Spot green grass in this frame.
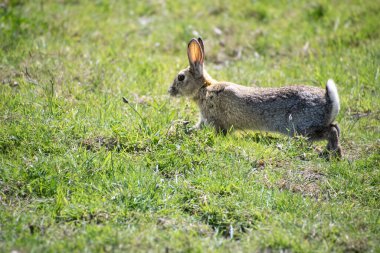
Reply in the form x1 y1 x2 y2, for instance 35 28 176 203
1 0 379 252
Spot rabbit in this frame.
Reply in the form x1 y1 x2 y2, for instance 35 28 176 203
168 38 342 158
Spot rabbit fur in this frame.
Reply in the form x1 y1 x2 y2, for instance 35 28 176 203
169 38 342 157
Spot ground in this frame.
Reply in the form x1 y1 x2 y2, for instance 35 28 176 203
0 0 379 252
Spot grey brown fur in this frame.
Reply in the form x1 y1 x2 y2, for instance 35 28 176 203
169 38 342 157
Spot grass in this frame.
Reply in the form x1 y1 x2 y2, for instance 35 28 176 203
1 0 379 252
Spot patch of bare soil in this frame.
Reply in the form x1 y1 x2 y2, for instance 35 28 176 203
344 139 380 162
80 136 151 153
277 168 326 199
81 137 120 151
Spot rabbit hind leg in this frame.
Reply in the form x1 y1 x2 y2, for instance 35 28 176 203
326 123 342 158
309 124 342 159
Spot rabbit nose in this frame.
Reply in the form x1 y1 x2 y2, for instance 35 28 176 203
168 86 178 96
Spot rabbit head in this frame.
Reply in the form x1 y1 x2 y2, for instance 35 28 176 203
169 38 206 97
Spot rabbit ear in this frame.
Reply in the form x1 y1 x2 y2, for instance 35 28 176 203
187 38 204 77
197 37 205 55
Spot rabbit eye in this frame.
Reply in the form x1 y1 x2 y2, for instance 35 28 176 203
178 74 185 81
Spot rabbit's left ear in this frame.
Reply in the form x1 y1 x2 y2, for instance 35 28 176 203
187 38 204 77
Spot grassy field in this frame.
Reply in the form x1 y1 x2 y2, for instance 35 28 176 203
1 0 379 252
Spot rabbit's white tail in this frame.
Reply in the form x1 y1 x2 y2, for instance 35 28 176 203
326 79 340 124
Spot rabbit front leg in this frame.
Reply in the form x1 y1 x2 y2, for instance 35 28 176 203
190 116 228 135
189 114 206 132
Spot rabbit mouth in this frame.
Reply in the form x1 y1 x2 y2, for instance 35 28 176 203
168 86 179 96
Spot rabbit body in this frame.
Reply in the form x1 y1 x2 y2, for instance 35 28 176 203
195 80 336 138
169 38 342 157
